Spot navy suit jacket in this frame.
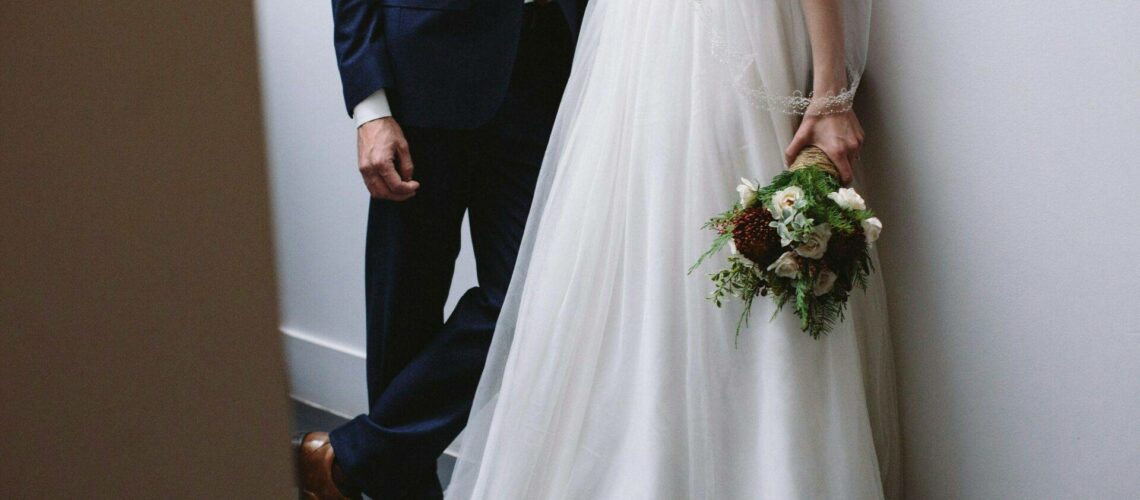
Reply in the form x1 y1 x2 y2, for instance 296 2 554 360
333 0 583 130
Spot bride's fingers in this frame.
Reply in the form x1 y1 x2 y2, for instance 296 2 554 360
784 133 810 166
783 144 798 166
833 153 854 185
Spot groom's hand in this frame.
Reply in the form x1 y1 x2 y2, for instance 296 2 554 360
357 117 419 200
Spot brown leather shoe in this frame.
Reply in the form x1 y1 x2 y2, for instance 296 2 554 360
293 432 362 500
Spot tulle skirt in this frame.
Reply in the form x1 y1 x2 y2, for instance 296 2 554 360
446 0 898 498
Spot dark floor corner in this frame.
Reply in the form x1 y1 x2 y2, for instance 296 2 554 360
290 399 457 495
291 399 350 434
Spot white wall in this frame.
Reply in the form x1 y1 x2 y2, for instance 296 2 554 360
859 1 1140 498
254 0 479 416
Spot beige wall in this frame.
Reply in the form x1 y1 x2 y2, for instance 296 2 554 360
1 1 293 497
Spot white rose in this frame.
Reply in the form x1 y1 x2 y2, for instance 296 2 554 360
861 217 882 243
827 187 866 211
736 178 760 207
794 224 832 260
813 270 839 296
767 251 801 279
770 186 805 219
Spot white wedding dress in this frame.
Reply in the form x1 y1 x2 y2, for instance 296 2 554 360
447 0 899 498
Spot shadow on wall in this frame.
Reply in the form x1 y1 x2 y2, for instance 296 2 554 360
853 2 1140 498
855 71 962 496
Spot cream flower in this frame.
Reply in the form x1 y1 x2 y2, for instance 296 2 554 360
767 251 801 278
827 187 866 211
813 270 838 296
861 217 882 243
770 186 805 219
794 224 832 259
736 178 760 207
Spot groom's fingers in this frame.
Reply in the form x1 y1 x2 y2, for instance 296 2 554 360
357 117 419 201
395 139 414 182
360 168 390 199
360 152 416 200
376 155 420 197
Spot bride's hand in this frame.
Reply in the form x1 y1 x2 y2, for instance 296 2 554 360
784 110 865 185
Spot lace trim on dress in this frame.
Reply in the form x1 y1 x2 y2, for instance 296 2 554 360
696 0 859 116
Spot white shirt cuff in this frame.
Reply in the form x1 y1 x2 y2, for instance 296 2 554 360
353 89 392 127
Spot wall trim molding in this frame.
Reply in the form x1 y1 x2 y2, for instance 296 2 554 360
282 327 366 360
281 327 463 458
281 327 367 418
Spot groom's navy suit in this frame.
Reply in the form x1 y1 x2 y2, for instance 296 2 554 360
327 0 582 498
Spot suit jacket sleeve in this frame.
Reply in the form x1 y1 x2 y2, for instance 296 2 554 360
332 0 394 117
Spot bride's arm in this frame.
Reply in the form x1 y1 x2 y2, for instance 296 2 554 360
784 0 865 185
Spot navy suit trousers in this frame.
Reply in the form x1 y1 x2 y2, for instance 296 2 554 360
329 5 573 498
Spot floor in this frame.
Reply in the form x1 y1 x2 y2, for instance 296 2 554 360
291 400 457 495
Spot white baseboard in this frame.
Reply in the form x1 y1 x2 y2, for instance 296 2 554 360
282 327 367 418
282 327 462 458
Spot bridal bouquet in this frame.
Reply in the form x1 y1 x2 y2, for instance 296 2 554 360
690 146 882 339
